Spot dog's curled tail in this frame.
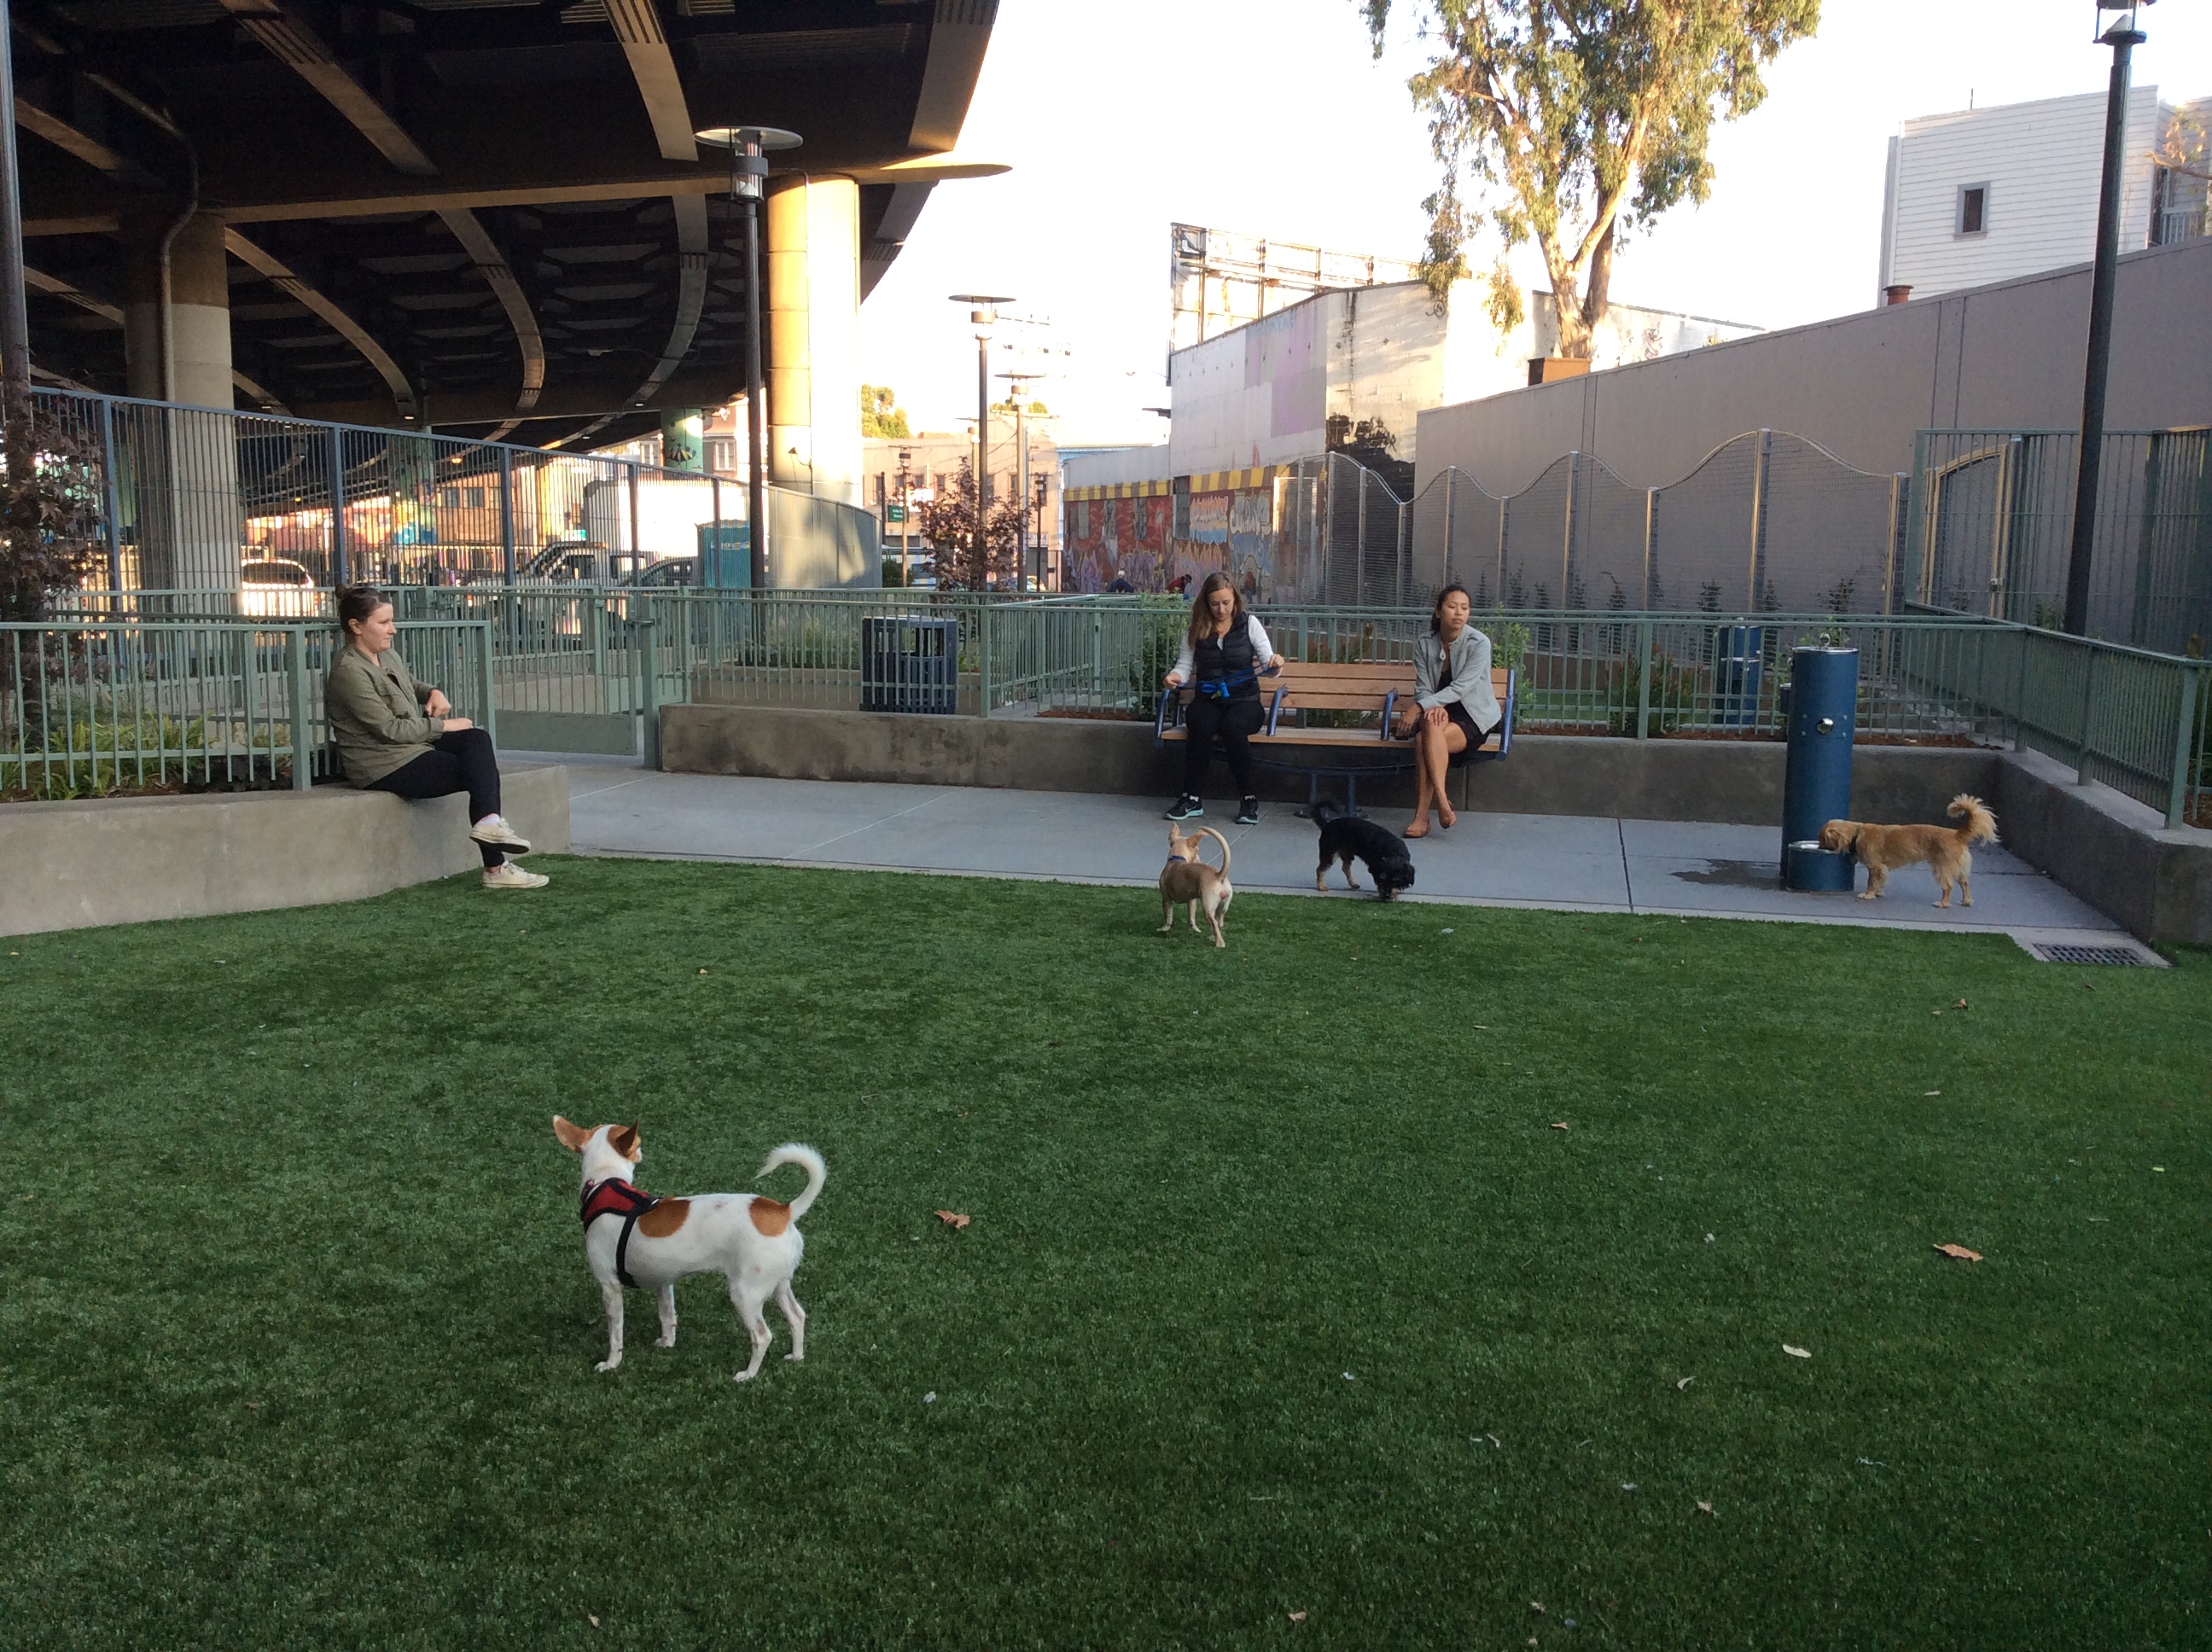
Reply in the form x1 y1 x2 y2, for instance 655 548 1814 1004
1196 825 1232 877
760 1143 827 1219
1947 794 1998 844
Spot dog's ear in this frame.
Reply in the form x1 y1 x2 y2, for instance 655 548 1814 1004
551 1115 591 1152
608 1121 642 1162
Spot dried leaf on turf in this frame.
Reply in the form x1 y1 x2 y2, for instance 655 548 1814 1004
588 1615 600 1629
1954 998 1968 1009
1934 1242 1983 1261
1287 1611 1307 1623
1551 1121 1570 1131
1677 1376 1695 1390
934 1210 970 1229
1784 1344 1811 1358
1697 1500 1714 1516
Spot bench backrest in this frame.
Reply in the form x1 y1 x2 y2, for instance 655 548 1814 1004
1270 661 1513 713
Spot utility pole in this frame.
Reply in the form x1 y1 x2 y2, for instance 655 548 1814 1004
896 445 912 586
2064 3 2154 636
950 295 1012 588
998 369 1044 590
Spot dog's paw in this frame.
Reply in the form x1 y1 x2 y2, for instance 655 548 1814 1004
595 1357 622 1374
731 1368 757 1382
655 1333 677 1349
1855 892 1876 901
783 1351 805 1362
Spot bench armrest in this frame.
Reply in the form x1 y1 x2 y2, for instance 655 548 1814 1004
1378 687 1399 741
1153 686 1175 744
1263 684 1287 736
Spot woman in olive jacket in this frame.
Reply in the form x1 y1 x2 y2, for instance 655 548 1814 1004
325 584 547 890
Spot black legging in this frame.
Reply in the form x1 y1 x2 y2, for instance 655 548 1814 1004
1183 693 1264 797
370 728 505 867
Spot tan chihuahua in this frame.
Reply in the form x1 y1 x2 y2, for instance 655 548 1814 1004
1160 823 1234 947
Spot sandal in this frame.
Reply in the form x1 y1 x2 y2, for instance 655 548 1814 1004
1438 805 1458 830
1404 817 1431 839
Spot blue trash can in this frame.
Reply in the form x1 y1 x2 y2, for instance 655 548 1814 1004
1780 645 1857 893
1714 624 1764 727
861 615 958 714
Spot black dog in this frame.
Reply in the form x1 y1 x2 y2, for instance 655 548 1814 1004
1312 800 1416 900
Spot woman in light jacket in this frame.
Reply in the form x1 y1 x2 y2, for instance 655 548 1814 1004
1395 583 1499 838
325 583 547 891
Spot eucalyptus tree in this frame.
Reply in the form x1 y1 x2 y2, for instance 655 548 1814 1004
1363 0 1819 355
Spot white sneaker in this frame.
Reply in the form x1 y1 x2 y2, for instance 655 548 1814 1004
470 814 532 854
482 862 549 891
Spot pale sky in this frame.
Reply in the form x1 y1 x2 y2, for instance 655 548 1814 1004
859 0 2210 448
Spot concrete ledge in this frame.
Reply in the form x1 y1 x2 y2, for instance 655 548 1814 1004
1994 747 2212 945
0 762 570 936
660 704 2003 826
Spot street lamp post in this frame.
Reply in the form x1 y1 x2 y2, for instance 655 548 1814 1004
698 125 802 590
2064 2 2155 636
896 445 912 586
950 294 1013 588
998 369 1044 590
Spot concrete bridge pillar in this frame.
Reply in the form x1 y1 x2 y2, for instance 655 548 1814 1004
766 176 861 508
121 208 235 410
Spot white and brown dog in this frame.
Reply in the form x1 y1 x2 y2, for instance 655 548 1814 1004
1160 822 1234 947
551 1116 824 1382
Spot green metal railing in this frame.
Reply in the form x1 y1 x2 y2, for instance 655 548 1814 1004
20 589 2207 828
2 618 494 799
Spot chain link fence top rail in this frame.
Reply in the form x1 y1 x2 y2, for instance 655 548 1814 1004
3 618 492 798
1909 428 2212 654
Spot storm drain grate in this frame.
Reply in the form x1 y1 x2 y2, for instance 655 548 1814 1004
2029 942 2157 966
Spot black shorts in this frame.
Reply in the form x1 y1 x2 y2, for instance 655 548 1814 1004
1399 700 1497 766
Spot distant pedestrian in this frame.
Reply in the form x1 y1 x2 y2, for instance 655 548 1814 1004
325 583 547 891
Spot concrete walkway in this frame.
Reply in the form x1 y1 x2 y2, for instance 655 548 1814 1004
530 753 2129 947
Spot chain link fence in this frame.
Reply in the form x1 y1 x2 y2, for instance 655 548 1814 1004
1907 428 2211 654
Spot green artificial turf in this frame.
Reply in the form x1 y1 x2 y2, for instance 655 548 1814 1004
3 858 2208 1649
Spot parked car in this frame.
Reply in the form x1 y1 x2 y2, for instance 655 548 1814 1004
239 557 317 617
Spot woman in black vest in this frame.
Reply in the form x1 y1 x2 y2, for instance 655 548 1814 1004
1162 572 1284 823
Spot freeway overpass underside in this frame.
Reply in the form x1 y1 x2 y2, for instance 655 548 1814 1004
12 0 1001 494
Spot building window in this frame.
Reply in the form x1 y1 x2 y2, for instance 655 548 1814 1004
1957 183 1990 236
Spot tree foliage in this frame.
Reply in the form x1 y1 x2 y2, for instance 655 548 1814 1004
860 383 911 439
1 407 108 621
916 458 1027 590
1364 0 1819 357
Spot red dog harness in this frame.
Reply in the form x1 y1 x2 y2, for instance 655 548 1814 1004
580 1178 661 1289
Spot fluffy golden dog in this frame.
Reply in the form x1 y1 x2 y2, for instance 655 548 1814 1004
1819 794 1997 907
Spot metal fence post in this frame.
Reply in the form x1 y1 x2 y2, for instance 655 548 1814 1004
2011 625 2030 751
627 461 643 567
2167 663 2199 829
285 625 312 790
975 598 992 717
474 618 498 750
329 423 349 586
1748 428 1772 608
498 445 515 585
637 614 661 768
1634 615 1653 740
96 394 125 592
2076 644 2098 784
1641 487 1656 609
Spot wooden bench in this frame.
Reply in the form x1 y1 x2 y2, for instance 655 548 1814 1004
1155 660 1516 813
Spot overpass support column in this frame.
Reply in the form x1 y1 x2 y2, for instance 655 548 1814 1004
766 177 861 509
119 207 242 593
659 407 704 473
121 208 235 410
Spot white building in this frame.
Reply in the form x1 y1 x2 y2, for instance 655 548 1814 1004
1877 87 2208 305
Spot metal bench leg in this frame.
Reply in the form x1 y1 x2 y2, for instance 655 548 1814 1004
1346 773 1359 817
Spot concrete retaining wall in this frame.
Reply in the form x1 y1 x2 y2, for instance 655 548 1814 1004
1994 747 2212 945
0 762 570 937
661 705 2212 942
660 704 2000 824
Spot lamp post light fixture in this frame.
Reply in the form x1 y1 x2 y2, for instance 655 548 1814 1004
2064 1 2154 636
949 294 1015 586
998 368 1046 590
697 124 802 591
